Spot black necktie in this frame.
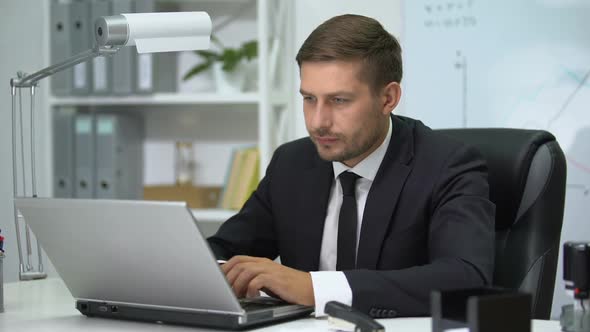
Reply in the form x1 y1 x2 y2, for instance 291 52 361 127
337 171 361 270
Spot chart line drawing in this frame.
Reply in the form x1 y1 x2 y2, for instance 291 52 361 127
547 68 590 129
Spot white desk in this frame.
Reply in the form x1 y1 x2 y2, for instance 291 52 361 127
1 278 561 331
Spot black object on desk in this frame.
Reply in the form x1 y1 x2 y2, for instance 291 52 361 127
325 301 384 332
560 242 590 332
0 249 4 313
431 287 531 332
564 242 590 300
0 228 4 313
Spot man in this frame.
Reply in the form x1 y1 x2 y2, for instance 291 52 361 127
208 14 495 317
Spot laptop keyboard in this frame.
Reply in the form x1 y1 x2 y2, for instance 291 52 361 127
239 297 290 312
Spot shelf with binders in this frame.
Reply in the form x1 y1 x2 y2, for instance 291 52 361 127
46 0 294 226
48 0 294 170
47 91 289 107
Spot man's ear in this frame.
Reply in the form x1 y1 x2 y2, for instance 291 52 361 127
381 82 402 115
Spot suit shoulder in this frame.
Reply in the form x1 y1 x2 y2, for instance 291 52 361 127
271 137 319 166
276 136 315 154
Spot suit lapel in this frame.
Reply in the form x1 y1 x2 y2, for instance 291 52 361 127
356 115 415 269
297 156 333 271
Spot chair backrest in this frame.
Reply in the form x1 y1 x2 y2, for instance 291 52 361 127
436 128 567 319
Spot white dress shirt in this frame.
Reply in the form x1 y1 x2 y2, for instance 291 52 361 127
310 121 393 316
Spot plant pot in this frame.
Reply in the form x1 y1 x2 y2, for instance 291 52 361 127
212 61 247 93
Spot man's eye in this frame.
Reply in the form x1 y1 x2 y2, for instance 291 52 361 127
333 97 348 104
303 96 316 102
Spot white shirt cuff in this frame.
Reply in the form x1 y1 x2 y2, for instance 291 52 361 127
309 271 353 317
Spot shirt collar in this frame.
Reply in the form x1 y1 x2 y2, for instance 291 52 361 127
333 118 392 181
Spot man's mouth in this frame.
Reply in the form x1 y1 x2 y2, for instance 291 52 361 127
314 136 339 145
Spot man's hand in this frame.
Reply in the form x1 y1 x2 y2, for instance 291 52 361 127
220 255 315 306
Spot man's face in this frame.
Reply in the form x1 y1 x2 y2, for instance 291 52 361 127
300 60 389 167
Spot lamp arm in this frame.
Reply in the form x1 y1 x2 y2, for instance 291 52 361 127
10 46 119 88
8 45 117 280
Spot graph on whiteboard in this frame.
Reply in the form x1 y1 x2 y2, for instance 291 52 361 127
403 0 590 318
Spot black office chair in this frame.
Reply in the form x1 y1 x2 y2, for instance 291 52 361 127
436 128 567 319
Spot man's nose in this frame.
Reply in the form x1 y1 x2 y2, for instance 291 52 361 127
311 102 332 130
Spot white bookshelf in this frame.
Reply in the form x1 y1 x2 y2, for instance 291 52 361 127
49 92 261 106
44 0 295 223
49 91 290 106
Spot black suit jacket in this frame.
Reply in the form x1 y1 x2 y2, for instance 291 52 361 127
208 115 495 317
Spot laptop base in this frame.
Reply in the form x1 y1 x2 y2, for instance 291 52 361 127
77 300 313 330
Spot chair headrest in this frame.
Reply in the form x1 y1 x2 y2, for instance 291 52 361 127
437 128 556 229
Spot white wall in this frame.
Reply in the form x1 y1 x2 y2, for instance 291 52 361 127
292 0 404 139
0 0 57 282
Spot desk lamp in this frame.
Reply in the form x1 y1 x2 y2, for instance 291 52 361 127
9 12 212 281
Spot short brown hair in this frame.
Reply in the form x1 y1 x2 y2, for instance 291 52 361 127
296 14 403 94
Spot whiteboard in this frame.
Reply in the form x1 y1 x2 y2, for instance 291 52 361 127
403 0 590 319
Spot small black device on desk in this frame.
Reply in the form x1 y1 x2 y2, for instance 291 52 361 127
325 301 384 332
561 242 590 332
0 228 4 313
431 287 531 332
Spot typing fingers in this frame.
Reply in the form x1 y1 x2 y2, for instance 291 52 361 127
221 255 263 274
247 274 271 298
229 263 261 297
227 261 274 298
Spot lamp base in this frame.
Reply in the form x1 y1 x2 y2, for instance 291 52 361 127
19 271 47 281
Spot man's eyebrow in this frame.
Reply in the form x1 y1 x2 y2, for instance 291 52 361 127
326 91 355 97
299 89 354 97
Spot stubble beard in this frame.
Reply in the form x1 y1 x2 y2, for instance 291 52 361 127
312 120 384 163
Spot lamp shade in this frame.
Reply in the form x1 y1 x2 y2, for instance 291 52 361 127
94 12 212 53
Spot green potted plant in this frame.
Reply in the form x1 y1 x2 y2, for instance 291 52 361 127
182 37 258 93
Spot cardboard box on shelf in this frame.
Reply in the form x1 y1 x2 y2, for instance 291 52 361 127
143 185 222 209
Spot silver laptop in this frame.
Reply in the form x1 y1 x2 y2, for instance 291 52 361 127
15 198 313 329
